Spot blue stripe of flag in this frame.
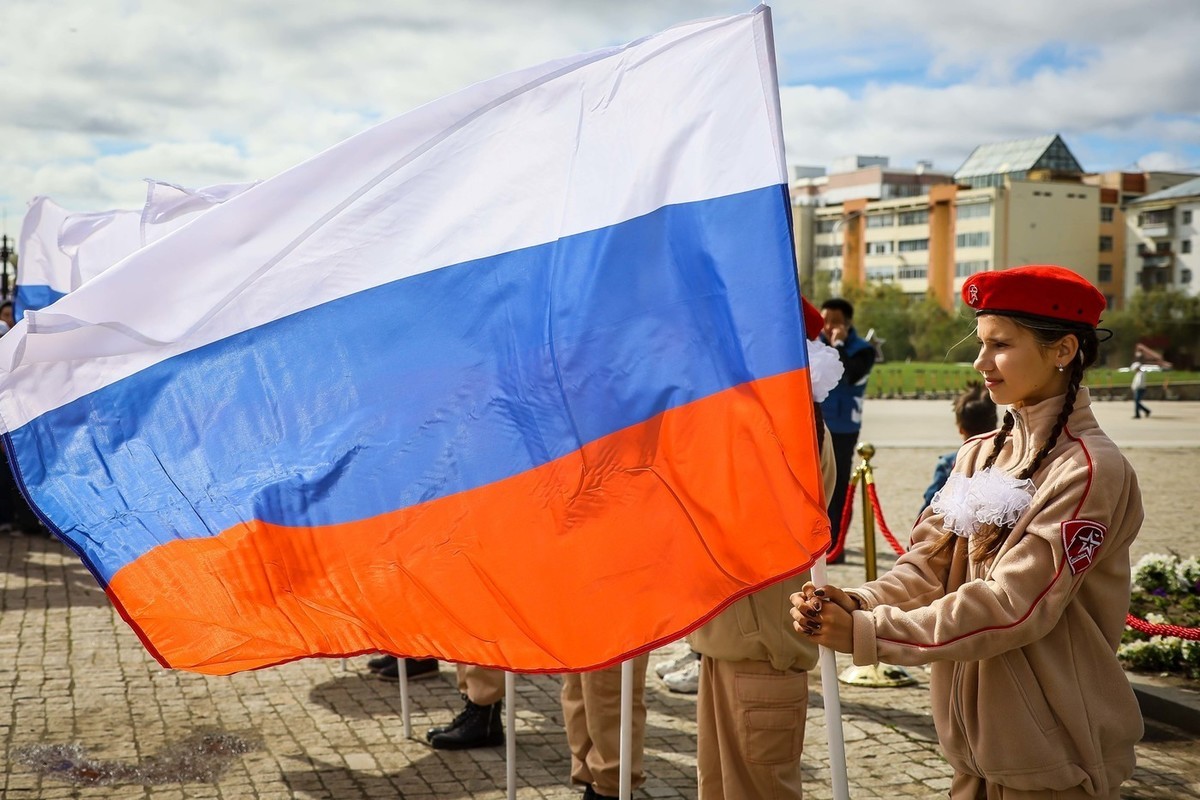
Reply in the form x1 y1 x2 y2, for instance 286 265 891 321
9 185 805 581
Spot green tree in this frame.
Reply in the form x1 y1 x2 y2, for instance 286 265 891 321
841 282 916 362
1108 289 1200 370
908 294 977 363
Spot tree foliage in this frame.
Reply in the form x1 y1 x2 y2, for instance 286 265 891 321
816 285 1200 368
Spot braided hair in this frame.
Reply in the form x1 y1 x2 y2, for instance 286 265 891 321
933 315 1099 560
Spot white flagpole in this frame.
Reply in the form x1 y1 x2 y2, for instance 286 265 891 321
398 658 412 739
810 556 850 800
505 672 517 800
619 659 633 800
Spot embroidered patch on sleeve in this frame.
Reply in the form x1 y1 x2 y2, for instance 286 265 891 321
1062 519 1107 575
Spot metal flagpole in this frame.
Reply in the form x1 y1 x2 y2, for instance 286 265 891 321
398 659 412 739
619 659 633 800
506 672 517 800
810 556 850 800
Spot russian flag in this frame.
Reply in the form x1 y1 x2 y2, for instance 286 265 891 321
0 5 829 675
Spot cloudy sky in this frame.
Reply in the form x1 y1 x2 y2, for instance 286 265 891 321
3 0 1199 226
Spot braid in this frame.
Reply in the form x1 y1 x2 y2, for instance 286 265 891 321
982 411 1015 470
1018 357 1083 480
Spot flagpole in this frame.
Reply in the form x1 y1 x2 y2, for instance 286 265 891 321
505 672 517 800
398 659 412 739
619 659 633 800
811 556 850 800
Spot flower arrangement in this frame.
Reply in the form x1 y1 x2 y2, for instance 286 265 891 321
1119 553 1200 680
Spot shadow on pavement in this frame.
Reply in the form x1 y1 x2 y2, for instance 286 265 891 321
282 752 573 799
0 533 110 609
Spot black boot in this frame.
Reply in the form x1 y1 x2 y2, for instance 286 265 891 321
583 786 618 800
377 657 439 682
425 693 470 742
428 698 504 750
367 654 396 672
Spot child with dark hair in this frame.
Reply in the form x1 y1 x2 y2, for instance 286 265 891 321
920 382 997 513
793 265 1143 799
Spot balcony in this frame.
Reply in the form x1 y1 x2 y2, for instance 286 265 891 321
1141 221 1172 238
1142 254 1173 269
1137 265 1174 291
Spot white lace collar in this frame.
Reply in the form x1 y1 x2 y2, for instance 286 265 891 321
930 466 1035 538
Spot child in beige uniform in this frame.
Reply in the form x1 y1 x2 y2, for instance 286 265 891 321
688 296 840 800
793 265 1143 800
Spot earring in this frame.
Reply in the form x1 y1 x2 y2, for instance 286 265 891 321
1056 364 1064 373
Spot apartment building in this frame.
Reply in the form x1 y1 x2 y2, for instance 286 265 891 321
1124 176 1200 299
1084 170 1199 308
794 135 1198 311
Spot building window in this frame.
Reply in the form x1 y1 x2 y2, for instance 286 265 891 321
866 266 895 282
1099 236 1113 252
866 240 894 254
956 231 990 248
1183 239 1193 254
816 244 842 259
1184 210 1193 225
1098 264 1113 282
1104 294 1115 310
1100 207 1114 222
898 238 929 252
957 203 992 219
897 209 931 225
955 260 989 277
816 219 839 233
866 213 895 228
897 209 929 226
898 264 928 280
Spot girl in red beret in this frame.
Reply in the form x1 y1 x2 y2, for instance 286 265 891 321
792 265 1143 799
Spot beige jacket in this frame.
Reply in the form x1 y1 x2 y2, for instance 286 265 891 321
847 388 1143 795
689 427 836 672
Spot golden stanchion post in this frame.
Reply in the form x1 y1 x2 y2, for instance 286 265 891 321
838 442 918 688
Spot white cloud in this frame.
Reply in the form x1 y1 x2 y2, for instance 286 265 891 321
2 0 1198 222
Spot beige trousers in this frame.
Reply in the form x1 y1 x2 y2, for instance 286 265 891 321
696 656 808 800
951 772 1121 799
455 664 505 706
560 654 650 797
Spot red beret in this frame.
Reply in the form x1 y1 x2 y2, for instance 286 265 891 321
961 265 1105 328
802 297 823 341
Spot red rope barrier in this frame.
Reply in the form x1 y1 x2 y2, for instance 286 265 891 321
1124 613 1200 641
826 480 857 562
855 481 1200 642
866 483 908 557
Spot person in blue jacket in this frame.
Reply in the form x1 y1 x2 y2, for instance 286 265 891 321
818 298 875 562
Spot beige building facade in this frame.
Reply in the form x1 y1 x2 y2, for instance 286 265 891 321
793 135 1198 312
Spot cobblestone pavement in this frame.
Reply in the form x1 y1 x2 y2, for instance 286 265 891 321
1 399 1197 799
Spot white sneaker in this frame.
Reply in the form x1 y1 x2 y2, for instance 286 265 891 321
654 649 698 679
663 658 701 694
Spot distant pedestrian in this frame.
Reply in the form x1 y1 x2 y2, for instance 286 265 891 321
1130 361 1152 419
